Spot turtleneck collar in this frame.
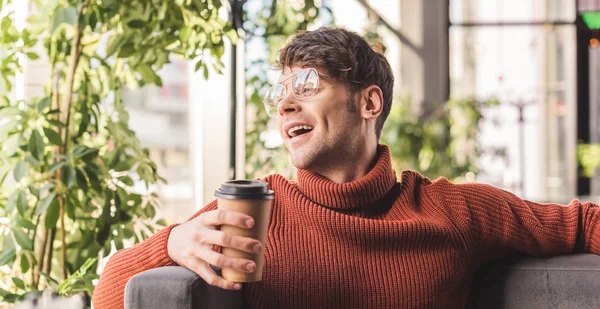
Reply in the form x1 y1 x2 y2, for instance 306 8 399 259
296 145 397 209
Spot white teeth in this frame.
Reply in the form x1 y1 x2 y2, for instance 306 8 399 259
287 125 314 138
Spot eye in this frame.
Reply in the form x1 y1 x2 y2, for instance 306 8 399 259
292 69 319 98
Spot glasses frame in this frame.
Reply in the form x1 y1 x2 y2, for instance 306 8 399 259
263 67 366 117
263 68 322 116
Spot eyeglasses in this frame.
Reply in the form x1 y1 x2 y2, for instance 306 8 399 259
263 68 363 117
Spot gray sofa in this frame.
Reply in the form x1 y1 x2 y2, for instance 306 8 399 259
125 254 600 309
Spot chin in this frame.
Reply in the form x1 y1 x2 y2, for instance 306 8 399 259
287 143 333 171
287 148 311 170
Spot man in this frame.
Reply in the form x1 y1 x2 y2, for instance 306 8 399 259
93 27 600 309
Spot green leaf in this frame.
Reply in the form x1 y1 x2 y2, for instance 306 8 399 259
0 120 17 140
78 101 89 136
48 161 66 173
3 133 20 156
224 28 238 44
122 228 133 238
50 5 77 34
20 253 30 273
24 155 40 167
17 218 36 230
118 176 134 186
48 119 66 128
43 127 62 146
26 52 39 60
65 198 76 220
35 193 56 216
194 61 203 72
144 204 156 218
117 42 136 58
12 277 25 290
28 185 40 198
39 183 55 194
75 168 87 189
11 227 32 251
2 232 16 250
29 130 45 160
2 292 22 303
5 191 18 213
38 271 59 286
44 200 60 230
37 97 51 112
137 63 161 85
73 146 98 160
17 190 28 216
126 19 145 28
13 161 27 182
105 35 123 57
80 230 94 249
62 165 76 188
0 287 7 298
0 107 20 117
179 26 192 41
0 248 16 266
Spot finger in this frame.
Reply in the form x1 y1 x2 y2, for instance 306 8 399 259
186 258 242 290
203 229 262 254
198 246 256 273
200 209 254 229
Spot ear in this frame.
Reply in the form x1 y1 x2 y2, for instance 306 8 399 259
359 85 384 120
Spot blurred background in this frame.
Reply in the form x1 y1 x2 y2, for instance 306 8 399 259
141 0 600 222
4 0 600 223
1 0 600 303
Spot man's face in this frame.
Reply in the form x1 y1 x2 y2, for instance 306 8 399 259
276 66 363 171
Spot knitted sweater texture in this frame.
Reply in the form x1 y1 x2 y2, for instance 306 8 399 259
93 145 600 308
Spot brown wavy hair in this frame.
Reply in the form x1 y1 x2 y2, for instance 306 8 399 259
276 27 394 139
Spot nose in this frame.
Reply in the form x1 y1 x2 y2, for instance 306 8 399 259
277 88 301 116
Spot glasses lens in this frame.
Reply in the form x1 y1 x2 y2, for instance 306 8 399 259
292 69 319 99
263 84 286 116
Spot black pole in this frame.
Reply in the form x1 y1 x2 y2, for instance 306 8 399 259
229 0 244 180
576 12 592 195
518 102 525 196
445 0 450 102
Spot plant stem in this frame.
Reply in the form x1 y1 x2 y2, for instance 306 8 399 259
56 0 88 281
31 215 40 285
60 3 86 154
44 227 57 283
34 229 48 289
59 199 67 279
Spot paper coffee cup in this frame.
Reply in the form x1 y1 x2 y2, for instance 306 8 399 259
215 180 274 282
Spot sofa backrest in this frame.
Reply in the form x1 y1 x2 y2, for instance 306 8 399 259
470 254 600 308
126 254 600 309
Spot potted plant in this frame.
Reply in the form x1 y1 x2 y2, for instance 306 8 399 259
0 0 236 303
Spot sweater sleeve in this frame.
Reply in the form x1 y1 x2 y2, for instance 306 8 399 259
92 200 218 309
426 177 600 263
451 182 600 262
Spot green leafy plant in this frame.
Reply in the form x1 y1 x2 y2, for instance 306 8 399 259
0 0 236 303
578 143 600 177
381 97 503 182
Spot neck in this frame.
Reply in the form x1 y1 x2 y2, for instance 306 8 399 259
311 142 379 184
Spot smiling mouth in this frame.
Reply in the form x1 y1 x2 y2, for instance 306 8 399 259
287 125 314 138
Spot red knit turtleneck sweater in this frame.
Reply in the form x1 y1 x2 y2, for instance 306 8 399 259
93 145 600 309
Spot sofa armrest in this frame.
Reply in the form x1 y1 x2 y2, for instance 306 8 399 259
471 254 600 309
124 266 244 309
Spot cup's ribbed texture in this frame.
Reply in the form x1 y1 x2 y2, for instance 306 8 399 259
93 145 600 309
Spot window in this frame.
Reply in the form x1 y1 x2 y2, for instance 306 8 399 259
450 0 578 201
123 58 194 223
